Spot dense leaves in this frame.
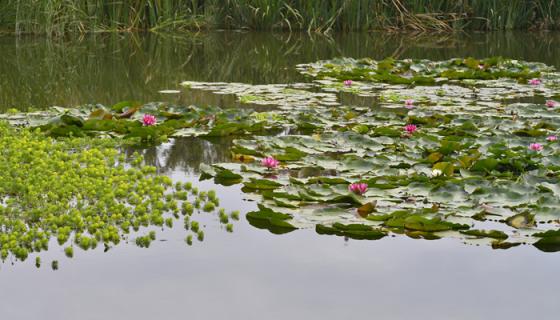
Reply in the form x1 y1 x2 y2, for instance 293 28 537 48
0 123 233 266
190 57 560 251
4 56 560 252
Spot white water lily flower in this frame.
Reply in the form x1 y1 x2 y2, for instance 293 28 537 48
431 169 443 177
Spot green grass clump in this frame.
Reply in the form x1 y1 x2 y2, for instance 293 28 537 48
202 201 216 212
208 190 217 201
77 235 96 250
175 191 188 200
230 211 240 221
185 235 193 246
219 211 229 224
198 191 207 201
175 182 182 191
165 218 174 228
190 221 200 233
135 235 152 248
64 246 74 258
182 202 194 216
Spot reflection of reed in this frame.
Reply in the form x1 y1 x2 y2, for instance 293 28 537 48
1 31 560 111
123 137 234 175
161 137 234 174
180 88 283 112
179 89 239 109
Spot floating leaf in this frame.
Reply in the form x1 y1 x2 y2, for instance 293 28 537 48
316 223 386 240
506 212 535 229
246 205 297 234
461 229 508 240
357 201 377 217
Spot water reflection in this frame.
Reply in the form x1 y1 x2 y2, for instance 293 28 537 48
125 137 234 175
1 31 560 319
1 31 560 110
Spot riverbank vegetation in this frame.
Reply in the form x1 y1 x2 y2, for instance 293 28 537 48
1 0 559 35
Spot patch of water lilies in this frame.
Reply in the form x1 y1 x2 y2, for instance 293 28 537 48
0 123 239 268
3 56 560 252
0 102 285 143
296 56 554 85
191 57 560 252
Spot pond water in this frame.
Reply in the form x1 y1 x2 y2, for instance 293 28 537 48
1 31 560 320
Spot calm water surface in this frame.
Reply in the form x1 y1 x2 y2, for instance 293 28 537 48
1 31 559 320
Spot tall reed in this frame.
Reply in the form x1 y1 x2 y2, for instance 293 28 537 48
0 0 558 35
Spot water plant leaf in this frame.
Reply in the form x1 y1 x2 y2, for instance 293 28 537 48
7 56 560 252
245 205 297 234
433 162 455 177
316 223 386 240
461 229 508 240
534 236 560 252
506 212 535 229
357 201 376 217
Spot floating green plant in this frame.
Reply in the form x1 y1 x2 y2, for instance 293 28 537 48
203 202 216 212
64 247 74 258
192 57 560 251
190 221 200 233
4 56 560 253
231 211 240 221
297 57 550 85
0 122 237 266
219 211 229 224
185 235 193 246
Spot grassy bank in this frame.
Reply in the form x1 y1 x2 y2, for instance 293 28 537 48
0 0 559 35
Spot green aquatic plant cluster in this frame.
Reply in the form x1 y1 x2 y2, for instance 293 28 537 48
0 122 237 267
297 57 552 85
4 56 560 252
0 102 286 144
186 57 560 251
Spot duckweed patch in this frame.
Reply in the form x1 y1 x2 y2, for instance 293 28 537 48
0 123 238 267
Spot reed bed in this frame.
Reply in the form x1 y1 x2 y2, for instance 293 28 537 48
0 0 558 35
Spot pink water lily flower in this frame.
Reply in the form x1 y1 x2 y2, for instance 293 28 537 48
343 80 353 87
404 99 415 109
348 183 368 196
142 114 157 126
546 100 557 108
477 64 485 70
404 124 417 134
261 156 279 169
547 135 557 142
529 78 542 85
529 143 544 151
